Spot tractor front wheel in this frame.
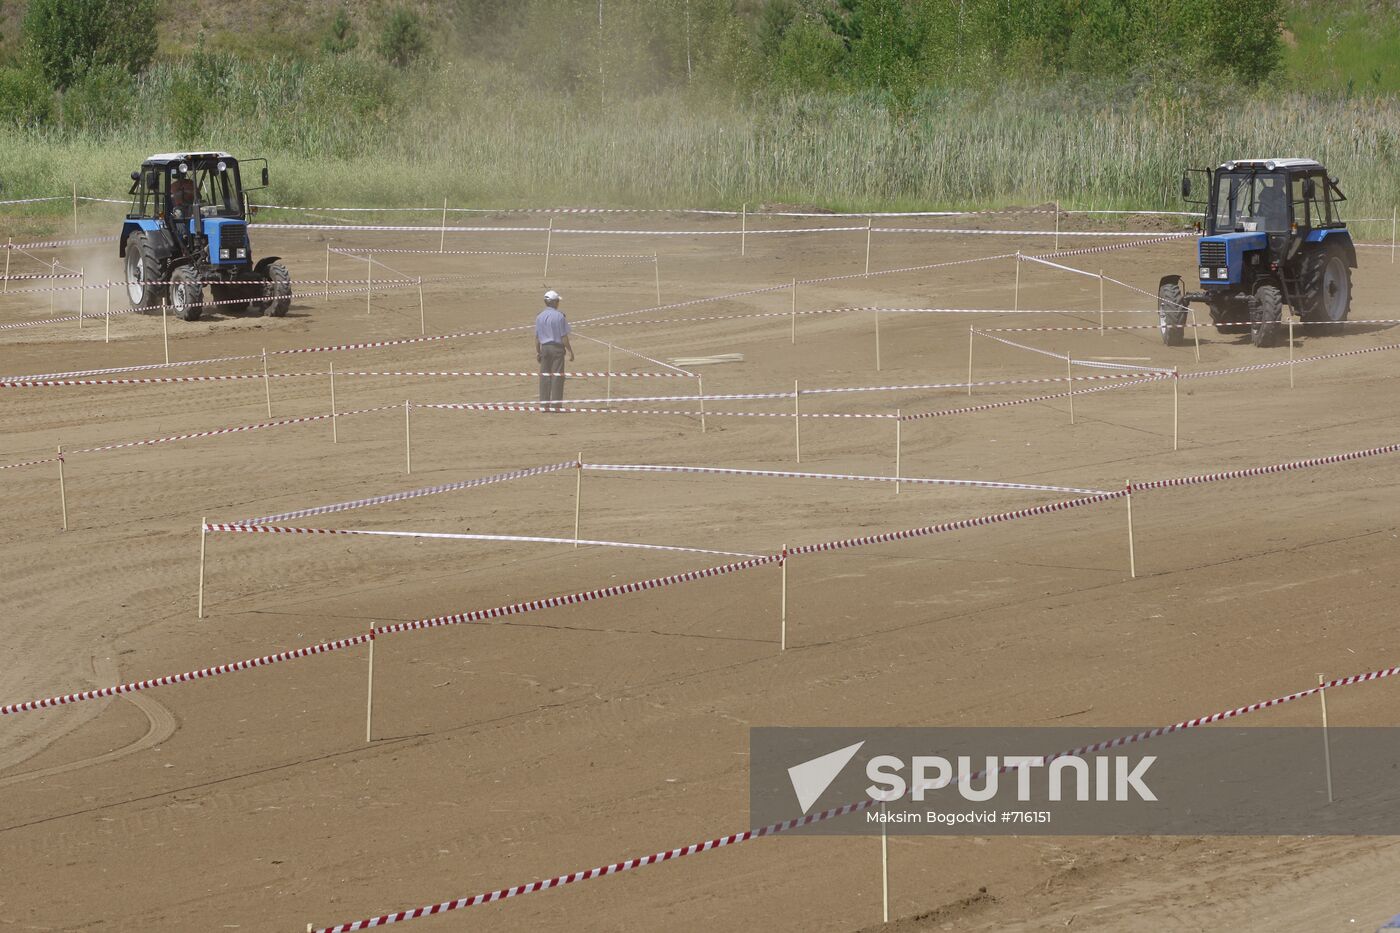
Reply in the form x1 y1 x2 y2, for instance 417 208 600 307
1157 278 1187 347
260 261 291 317
170 265 203 322
1251 284 1282 348
124 231 164 313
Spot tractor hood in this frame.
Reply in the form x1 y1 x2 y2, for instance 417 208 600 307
1198 232 1269 288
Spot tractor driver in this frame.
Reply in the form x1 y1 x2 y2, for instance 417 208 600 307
169 175 196 219
1256 179 1288 233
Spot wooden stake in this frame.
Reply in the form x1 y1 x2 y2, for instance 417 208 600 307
606 343 613 407
366 258 372 315
864 217 872 275
1318 673 1334 804
1054 199 1060 251
697 376 707 433
72 181 79 235
104 288 110 343
573 452 583 547
790 278 797 344
1125 480 1136 579
1098 270 1105 334
874 309 881 371
439 197 448 253
1013 253 1021 313
1288 315 1295 388
894 411 901 495
324 241 331 303
56 445 68 531
793 379 801 463
161 297 170 364
741 203 747 256
1190 306 1201 363
329 361 338 443
543 217 554 283
1172 370 1179 451
1066 353 1075 424
261 348 272 417
779 544 788 651
197 517 207 618
403 400 412 474
653 252 661 305
2 237 9 292
1392 206 1397 264
417 277 426 335
365 629 376 743
966 327 975 396
881 801 890 923
50 259 56 313
78 267 84 330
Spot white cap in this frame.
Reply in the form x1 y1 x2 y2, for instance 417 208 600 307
544 289 561 302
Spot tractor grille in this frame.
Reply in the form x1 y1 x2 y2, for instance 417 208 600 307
1199 241 1227 266
219 224 248 250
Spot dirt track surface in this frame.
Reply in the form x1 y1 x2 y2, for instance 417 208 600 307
3 213 1400 931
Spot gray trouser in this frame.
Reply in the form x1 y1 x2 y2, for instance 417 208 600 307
538 343 566 409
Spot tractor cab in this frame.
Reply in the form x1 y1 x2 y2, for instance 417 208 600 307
1159 159 1357 348
120 152 289 322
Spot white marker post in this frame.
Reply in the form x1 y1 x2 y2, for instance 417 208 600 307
865 217 872 276
543 217 554 283
403 400 412 474
366 258 372 315
1013 252 1021 313
1318 673 1334 804
1066 353 1075 424
72 181 79 235
417 277 426 335
365 628 377 743
790 278 797 344
966 327 975 396
49 259 56 313
261 348 273 417
439 197 448 254
56 445 68 531
329 361 338 443
1288 315 1296 389
1172 369 1179 451
653 253 661 305
605 343 613 407
324 241 331 303
1125 480 1137 579
1054 200 1061 252
894 411 901 496
1391 206 1397 264
1190 307 1201 363
874 309 882 372
197 517 207 619
573 451 583 547
2 237 10 292
1099 270 1105 335
779 544 788 651
161 297 170 364
104 288 110 343
741 203 748 257
793 379 801 464
697 376 707 433
78 267 85 330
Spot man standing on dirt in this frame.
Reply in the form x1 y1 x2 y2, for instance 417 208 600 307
535 289 574 411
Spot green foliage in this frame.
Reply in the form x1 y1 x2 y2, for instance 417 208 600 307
322 7 359 56
60 64 136 131
23 0 159 90
0 64 53 127
378 7 427 68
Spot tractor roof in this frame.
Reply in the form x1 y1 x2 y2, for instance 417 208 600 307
142 152 237 166
1219 158 1326 173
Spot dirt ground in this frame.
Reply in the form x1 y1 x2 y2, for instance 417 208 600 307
3 211 1400 932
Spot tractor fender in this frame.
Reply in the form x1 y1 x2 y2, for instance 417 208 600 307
119 218 166 257
253 256 283 277
1303 228 1358 268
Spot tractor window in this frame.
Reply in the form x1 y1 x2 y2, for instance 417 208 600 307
1304 173 1332 227
1212 173 1290 234
193 165 240 217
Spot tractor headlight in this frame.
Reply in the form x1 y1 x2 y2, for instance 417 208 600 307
235 248 247 258
1216 267 1228 279
1199 266 1210 279
219 248 230 259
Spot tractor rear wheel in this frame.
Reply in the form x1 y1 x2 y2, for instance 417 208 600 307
124 231 164 313
170 265 203 322
1298 242 1352 330
1251 284 1282 348
1157 279 1187 346
263 261 291 317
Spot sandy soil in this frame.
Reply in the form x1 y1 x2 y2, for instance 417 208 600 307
2 211 1400 932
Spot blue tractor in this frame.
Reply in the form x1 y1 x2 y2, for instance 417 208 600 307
1159 159 1356 348
121 152 291 322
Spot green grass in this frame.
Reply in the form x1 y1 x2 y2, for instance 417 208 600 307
1283 0 1400 94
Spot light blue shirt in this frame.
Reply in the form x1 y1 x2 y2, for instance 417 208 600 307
535 307 570 344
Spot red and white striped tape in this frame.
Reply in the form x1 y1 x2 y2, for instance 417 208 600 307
309 661 1396 932
336 245 655 260
0 369 687 389
972 329 1172 374
898 374 1167 423
583 463 1109 496
1130 440 1400 492
253 221 869 236
241 462 577 525
416 401 898 420
877 227 1182 238
1182 340 1400 381
204 523 762 559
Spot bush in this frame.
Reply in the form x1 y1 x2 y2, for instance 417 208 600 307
60 64 137 131
0 65 54 127
323 7 358 56
378 7 427 68
23 0 159 90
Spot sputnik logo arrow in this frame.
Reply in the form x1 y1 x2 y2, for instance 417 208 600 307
787 741 864 814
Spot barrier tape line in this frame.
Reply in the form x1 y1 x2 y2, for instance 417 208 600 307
309 662 1399 933
336 245 655 260
1182 340 1400 381
241 462 577 525
582 463 1110 496
204 524 763 559
0 369 687 389
898 375 1168 422
972 328 1173 374
1130 440 1400 492
416 401 898 420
